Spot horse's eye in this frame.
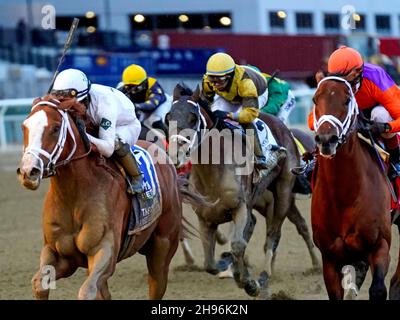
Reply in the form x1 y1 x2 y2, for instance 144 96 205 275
51 125 61 135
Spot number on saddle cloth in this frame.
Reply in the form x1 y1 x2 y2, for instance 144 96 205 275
127 145 162 234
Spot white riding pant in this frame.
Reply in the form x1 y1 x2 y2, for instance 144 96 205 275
116 118 141 146
370 105 396 139
210 89 278 156
276 90 296 124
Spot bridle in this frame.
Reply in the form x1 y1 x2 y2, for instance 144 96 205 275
23 100 91 178
169 99 208 156
313 76 359 145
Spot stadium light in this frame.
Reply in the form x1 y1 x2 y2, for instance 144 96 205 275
353 13 361 21
86 26 96 33
219 16 231 26
277 11 287 19
85 11 96 19
179 14 189 23
134 14 145 23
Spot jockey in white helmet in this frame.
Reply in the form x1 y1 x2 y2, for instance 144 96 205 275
51 68 144 194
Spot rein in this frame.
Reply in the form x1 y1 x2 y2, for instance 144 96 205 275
313 76 359 145
169 99 210 154
24 100 91 178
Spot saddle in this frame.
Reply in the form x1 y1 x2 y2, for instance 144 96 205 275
115 145 162 234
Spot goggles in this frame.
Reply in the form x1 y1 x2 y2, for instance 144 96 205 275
124 82 147 94
207 75 230 85
50 88 79 98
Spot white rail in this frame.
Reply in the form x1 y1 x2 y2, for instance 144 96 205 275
0 89 315 150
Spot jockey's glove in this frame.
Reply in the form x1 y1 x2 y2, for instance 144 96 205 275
368 121 392 135
213 110 231 121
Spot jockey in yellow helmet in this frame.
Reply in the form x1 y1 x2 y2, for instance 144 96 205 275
118 64 171 135
201 52 286 171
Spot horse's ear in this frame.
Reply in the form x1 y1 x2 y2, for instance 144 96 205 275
192 85 201 103
315 71 325 84
173 85 182 102
165 112 171 127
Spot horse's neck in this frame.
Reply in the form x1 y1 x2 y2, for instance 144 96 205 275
49 143 97 199
318 133 372 193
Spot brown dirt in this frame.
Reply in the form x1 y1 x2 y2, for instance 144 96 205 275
1 152 399 300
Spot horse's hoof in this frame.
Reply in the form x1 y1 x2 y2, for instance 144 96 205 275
244 279 260 297
218 264 234 279
205 267 219 275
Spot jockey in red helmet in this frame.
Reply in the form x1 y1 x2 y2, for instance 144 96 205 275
307 46 400 178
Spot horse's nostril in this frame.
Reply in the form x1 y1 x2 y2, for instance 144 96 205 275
30 167 41 179
329 135 339 144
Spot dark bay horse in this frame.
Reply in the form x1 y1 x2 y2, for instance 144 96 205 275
312 76 393 300
17 96 207 300
166 84 319 297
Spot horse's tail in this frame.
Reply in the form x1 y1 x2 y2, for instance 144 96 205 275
177 176 214 239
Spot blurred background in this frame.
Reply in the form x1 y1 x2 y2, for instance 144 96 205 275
0 0 399 149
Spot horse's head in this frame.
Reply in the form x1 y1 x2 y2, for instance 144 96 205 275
166 83 208 168
313 76 358 158
17 97 86 190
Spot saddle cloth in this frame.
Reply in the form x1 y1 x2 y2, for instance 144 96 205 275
127 145 162 235
223 118 278 157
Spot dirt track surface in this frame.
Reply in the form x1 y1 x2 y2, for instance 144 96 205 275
1 151 399 300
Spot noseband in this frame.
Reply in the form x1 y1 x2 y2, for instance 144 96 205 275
313 76 359 145
169 99 207 155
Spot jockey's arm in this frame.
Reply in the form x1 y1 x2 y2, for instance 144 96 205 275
86 95 118 158
261 78 290 115
232 79 259 124
136 82 166 112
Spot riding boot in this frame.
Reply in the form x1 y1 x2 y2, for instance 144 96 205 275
388 146 400 180
113 140 144 194
243 122 287 171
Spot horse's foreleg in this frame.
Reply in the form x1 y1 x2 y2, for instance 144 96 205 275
146 234 178 299
390 224 400 300
78 235 116 300
368 238 390 300
198 217 218 274
31 245 77 300
322 257 343 300
286 202 321 270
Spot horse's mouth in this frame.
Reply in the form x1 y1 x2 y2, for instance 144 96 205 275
17 168 41 190
318 145 337 159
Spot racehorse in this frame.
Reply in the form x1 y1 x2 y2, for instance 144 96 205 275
17 96 208 300
311 76 393 300
166 83 319 297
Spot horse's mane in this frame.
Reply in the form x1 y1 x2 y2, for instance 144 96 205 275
33 95 87 118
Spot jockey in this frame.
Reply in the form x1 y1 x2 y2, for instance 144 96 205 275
50 68 145 194
118 64 171 135
248 65 296 124
201 52 287 170
307 46 400 178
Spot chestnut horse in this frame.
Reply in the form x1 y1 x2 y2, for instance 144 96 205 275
17 96 207 300
312 76 393 300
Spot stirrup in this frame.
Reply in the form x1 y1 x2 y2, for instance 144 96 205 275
127 174 145 195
